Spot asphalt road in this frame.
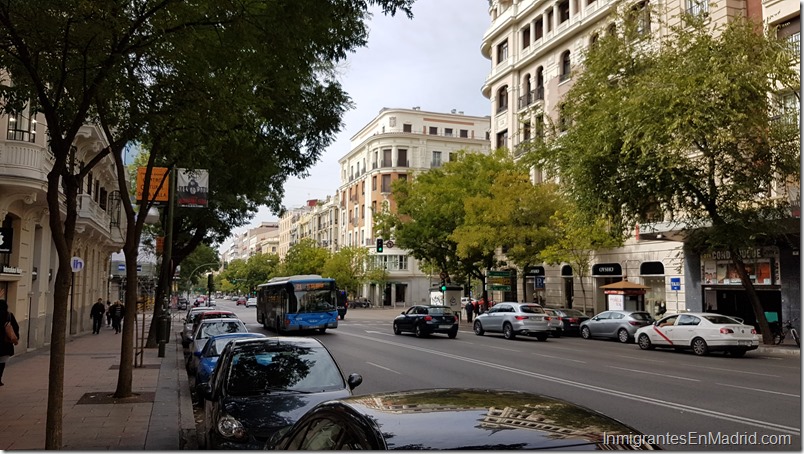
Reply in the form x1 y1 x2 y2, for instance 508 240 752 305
220 302 801 450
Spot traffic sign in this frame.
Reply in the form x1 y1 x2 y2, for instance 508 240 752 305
118 264 125 271
670 277 681 291
71 256 85 273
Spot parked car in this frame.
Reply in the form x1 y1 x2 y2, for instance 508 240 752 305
246 297 257 308
269 388 658 450
177 297 189 310
182 307 215 347
472 302 551 341
636 312 760 356
546 308 590 336
580 310 654 343
236 296 248 306
392 305 459 338
199 336 363 449
190 332 267 404
183 310 239 348
541 308 564 337
188 317 248 374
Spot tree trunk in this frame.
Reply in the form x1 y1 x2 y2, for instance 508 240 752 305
730 250 773 345
114 232 141 397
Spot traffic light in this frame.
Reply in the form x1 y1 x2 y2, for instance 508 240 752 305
376 238 384 253
207 273 214 292
440 282 447 292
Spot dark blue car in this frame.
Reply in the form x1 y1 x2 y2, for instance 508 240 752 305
191 332 266 404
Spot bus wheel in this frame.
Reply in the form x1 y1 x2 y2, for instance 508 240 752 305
318 328 326 334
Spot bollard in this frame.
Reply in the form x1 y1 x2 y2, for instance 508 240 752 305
157 313 170 358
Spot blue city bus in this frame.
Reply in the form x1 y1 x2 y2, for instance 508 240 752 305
256 275 339 334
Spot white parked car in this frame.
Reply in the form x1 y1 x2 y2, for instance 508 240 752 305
246 297 257 307
635 312 760 357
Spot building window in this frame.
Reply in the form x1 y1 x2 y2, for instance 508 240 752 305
361 205 365 219
444 128 453 137
558 104 569 132
382 148 392 167
397 148 408 167
630 1 650 36
432 151 443 168
496 39 508 65
403 123 412 133
381 174 392 193
535 16 543 40
7 110 36 143
558 0 570 24
449 152 457 162
459 129 469 138
521 25 531 49
497 85 509 113
536 67 544 100
429 126 438 135
547 10 554 32
361 181 365 194
372 176 377 191
559 50 571 82
398 174 407 185
496 129 508 149
372 200 377 213
685 0 708 16
777 18 801 56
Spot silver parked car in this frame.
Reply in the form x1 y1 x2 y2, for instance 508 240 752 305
580 310 654 343
542 308 564 337
473 302 551 341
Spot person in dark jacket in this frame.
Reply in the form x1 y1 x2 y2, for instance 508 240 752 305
0 299 20 386
90 298 106 334
110 300 125 334
106 300 112 327
465 300 474 323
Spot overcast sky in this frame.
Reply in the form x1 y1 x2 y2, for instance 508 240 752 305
223 1 491 249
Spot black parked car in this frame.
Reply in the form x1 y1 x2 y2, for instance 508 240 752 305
547 307 590 336
199 337 362 449
269 388 659 450
392 305 459 338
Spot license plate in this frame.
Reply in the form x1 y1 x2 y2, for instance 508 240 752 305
439 324 452 329
737 340 752 346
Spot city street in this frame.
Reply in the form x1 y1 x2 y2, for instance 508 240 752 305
221 300 801 451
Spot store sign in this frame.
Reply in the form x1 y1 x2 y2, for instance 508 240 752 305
1 266 21 275
0 227 12 253
592 263 622 276
701 246 778 286
524 266 545 276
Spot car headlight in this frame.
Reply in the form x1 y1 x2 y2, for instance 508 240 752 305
217 414 247 439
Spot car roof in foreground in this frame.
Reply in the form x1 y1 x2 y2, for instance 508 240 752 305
281 388 656 450
228 336 325 349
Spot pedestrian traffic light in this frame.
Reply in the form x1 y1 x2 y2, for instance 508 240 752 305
440 282 447 292
376 238 384 253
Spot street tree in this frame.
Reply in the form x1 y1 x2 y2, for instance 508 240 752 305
323 246 370 298
376 149 520 300
177 245 219 295
279 238 330 276
0 0 414 447
526 13 799 343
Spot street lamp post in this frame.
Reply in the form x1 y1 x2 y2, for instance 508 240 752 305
186 262 219 299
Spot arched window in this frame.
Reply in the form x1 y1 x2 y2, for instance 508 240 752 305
522 74 532 107
536 66 544 100
560 50 571 82
497 85 509 113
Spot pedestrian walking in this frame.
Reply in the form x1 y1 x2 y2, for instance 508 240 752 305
106 300 112 327
0 298 20 386
90 298 106 334
465 300 474 323
110 300 125 334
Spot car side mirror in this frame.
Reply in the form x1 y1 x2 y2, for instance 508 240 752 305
592 317 598 321
401 311 405 315
194 350 202 357
347 373 363 390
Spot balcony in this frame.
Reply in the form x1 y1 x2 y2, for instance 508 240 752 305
518 87 545 109
76 193 112 234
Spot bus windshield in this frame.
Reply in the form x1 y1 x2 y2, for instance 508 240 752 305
294 289 336 313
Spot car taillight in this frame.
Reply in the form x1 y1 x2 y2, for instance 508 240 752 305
751 328 757 334
720 328 734 334
424 315 432 321
544 316 551 321
515 316 529 320
567 318 577 323
629 321 641 326
557 317 563 321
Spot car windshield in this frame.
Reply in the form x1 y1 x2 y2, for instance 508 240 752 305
561 309 586 317
198 321 246 339
629 312 653 321
520 305 545 314
702 315 743 325
207 337 243 357
226 344 344 395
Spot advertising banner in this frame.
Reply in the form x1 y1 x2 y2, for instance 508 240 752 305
177 168 209 208
136 167 170 203
0 227 12 253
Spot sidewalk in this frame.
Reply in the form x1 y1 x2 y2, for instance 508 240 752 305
0 315 196 450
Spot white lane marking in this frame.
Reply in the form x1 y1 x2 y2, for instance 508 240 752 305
366 362 401 374
364 330 394 336
696 365 779 378
716 383 800 398
485 345 521 352
533 352 586 364
608 365 700 382
337 331 799 436
615 354 665 363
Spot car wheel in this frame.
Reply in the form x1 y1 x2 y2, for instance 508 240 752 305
581 326 591 339
393 322 401 335
729 349 748 357
318 328 327 334
503 323 516 340
536 333 549 341
617 328 630 344
473 321 485 336
448 328 458 339
691 337 709 356
638 334 654 350
414 324 426 338
552 329 562 338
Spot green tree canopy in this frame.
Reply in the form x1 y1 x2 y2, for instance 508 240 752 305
280 238 331 276
322 246 370 298
527 12 800 342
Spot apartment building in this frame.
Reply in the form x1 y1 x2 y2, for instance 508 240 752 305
481 0 800 322
0 111 124 351
338 107 491 306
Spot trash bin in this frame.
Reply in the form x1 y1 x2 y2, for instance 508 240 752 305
157 313 171 344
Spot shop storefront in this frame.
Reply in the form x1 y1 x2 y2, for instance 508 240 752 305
592 263 622 314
